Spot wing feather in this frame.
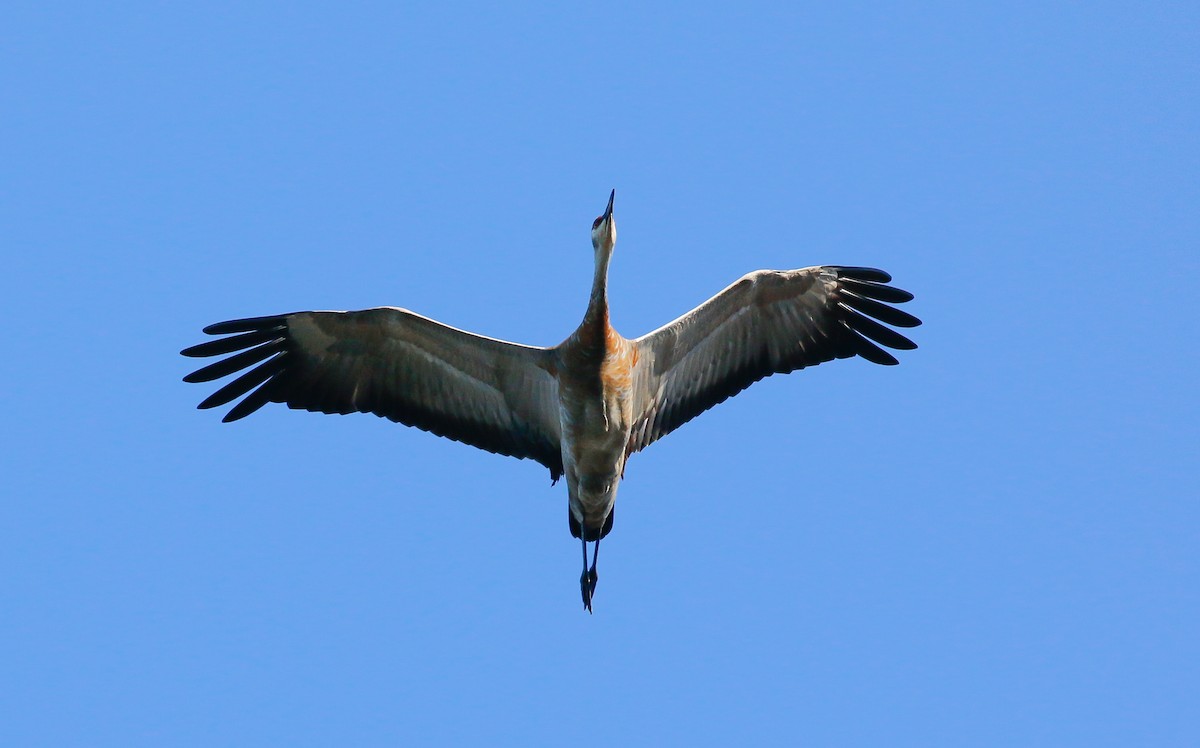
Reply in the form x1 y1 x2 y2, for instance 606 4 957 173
182 308 564 480
628 266 919 454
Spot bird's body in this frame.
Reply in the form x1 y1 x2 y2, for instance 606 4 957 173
557 243 637 543
182 190 920 611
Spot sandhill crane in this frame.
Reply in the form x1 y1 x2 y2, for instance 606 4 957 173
181 190 920 611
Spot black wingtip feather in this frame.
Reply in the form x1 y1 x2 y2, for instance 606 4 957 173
197 355 285 409
839 293 922 329
182 340 286 383
202 315 290 335
840 278 914 304
834 266 892 284
181 329 281 358
222 380 278 422
841 306 919 350
844 325 900 365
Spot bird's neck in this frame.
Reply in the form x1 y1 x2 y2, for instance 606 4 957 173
583 247 611 329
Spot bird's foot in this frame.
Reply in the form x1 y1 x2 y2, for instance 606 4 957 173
580 569 598 613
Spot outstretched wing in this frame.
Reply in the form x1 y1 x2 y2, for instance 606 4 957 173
627 266 919 454
182 307 564 480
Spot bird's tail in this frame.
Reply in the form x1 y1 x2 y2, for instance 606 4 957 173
569 506 615 541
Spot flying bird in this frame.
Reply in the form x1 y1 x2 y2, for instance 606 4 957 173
181 190 921 612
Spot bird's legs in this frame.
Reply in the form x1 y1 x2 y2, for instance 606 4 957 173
589 536 600 601
580 535 600 613
579 535 591 612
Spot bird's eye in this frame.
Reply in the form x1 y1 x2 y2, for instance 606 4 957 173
592 217 604 230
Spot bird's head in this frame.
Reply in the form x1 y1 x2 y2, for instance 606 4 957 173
590 189 617 256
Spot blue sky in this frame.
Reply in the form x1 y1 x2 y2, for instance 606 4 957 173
3 3 1197 745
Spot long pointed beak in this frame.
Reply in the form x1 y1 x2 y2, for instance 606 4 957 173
603 189 615 223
